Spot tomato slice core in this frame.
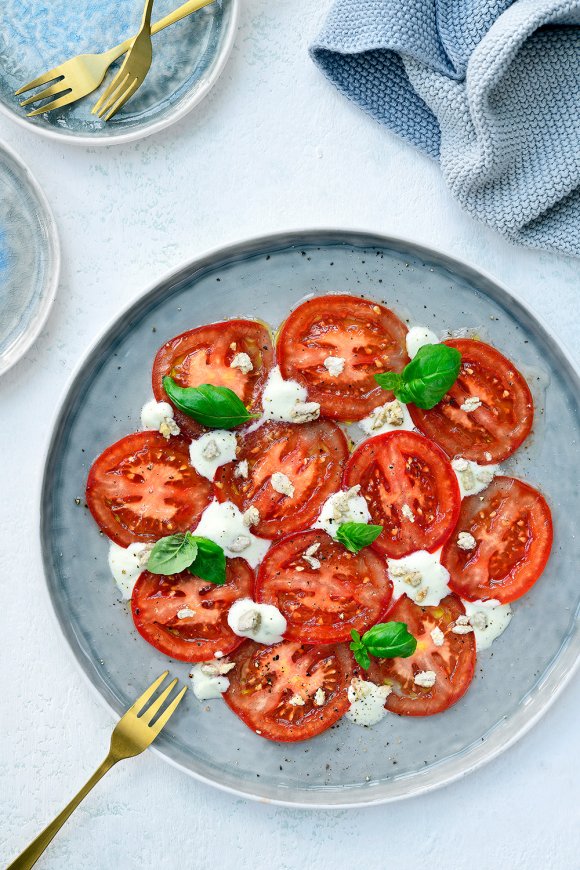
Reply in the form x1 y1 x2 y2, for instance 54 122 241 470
86 431 213 547
277 294 409 421
344 430 461 558
367 594 475 716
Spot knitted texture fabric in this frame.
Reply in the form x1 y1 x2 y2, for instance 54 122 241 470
311 0 580 256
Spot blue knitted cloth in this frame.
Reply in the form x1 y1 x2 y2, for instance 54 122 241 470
311 0 580 256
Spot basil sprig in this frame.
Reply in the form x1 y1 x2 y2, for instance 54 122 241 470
163 376 256 429
350 622 417 670
147 532 226 585
336 522 383 554
375 344 461 410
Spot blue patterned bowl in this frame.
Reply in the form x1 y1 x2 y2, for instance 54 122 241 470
0 0 238 144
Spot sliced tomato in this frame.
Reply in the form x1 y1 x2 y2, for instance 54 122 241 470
214 420 349 539
86 431 212 547
224 639 354 741
409 339 533 463
367 594 475 716
256 530 392 643
131 558 254 662
277 294 409 421
344 430 460 558
443 476 553 604
152 319 275 436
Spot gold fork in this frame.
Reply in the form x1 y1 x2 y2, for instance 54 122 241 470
7 671 187 870
16 0 215 117
92 0 156 121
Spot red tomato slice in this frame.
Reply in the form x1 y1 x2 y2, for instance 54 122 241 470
277 294 409 421
152 319 275 436
255 530 392 643
131 559 254 662
86 431 212 547
409 339 534 463
224 639 354 741
344 430 461 558
367 594 475 716
214 420 349 539
443 476 553 604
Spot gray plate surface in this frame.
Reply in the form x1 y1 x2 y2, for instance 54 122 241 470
41 231 580 806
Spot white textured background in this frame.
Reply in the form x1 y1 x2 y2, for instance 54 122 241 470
1 2 579 868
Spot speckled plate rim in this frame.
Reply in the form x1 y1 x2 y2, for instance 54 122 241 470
0 0 239 147
0 138 60 376
40 229 580 808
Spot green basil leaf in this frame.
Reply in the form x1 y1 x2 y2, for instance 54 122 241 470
362 622 417 659
163 377 256 429
147 532 198 575
189 537 226 586
336 522 383 554
374 344 461 410
374 371 402 392
349 638 371 670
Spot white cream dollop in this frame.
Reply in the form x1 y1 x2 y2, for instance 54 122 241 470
227 598 287 644
452 457 499 498
261 366 320 424
193 500 270 568
358 399 414 437
108 542 153 599
189 660 235 701
461 599 513 650
388 549 451 607
140 399 180 439
188 431 238 481
406 326 439 359
314 485 371 538
345 678 391 727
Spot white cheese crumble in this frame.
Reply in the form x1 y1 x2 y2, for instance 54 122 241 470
140 399 180 439
323 356 346 377
193 500 270 568
189 431 238 481
227 598 287 644
314 485 371 538
303 542 321 570
176 607 196 619
457 531 477 550
270 471 295 497
461 599 513 650
261 366 320 424
414 670 436 688
345 677 391 727
230 352 253 374
452 457 499 498
406 326 439 359
460 395 482 413
234 460 249 479
430 626 445 646
108 542 153 599
242 506 260 527
189 660 235 701
359 399 414 437
451 615 474 635
388 550 451 607
313 688 326 706
289 693 305 707
401 503 415 523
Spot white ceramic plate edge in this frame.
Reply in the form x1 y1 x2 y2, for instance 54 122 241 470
0 139 60 376
38 227 580 807
0 0 239 147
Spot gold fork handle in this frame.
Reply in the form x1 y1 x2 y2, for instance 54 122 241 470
7 754 118 870
106 0 217 61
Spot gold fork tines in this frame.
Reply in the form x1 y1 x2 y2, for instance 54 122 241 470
15 0 215 117
7 672 187 870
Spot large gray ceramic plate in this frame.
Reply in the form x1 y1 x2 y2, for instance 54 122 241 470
41 231 580 807
0 0 237 145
